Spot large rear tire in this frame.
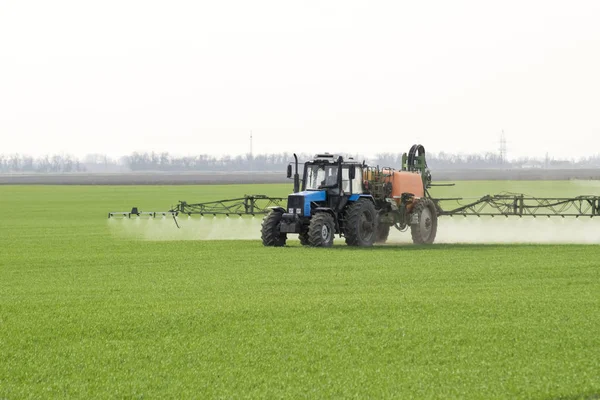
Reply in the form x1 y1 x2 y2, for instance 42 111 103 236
308 213 335 247
410 198 437 244
375 224 391 244
344 199 377 247
261 211 287 247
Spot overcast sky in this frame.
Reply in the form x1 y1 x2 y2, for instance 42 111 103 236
1 1 599 160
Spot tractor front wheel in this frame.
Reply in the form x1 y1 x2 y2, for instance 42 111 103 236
344 199 377 246
410 198 438 244
308 213 335 247
261 211 287 247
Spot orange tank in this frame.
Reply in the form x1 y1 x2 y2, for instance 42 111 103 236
383 169 424 201
363 168 424 203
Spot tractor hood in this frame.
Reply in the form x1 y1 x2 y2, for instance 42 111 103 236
287 190 326 216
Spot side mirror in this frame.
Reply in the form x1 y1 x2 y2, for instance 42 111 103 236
286 164 292 178
349 165 356 180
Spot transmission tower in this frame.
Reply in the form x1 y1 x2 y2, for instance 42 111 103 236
249 130 253 159
499 130 507 164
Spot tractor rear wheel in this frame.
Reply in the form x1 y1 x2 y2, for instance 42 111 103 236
410 198 438 244
344 199 377 246
375 224 391 244
261 211 287 247
308 213 335 247
299 231 310 246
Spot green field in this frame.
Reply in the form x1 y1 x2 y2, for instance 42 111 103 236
1 182 600 398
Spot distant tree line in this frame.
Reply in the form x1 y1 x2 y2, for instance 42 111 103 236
122 152 315 172
1 151 600 173
0 154 85 173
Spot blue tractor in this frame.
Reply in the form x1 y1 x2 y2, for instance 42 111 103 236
260 147 437 247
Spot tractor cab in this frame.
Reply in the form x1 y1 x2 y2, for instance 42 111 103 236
302 154 364 196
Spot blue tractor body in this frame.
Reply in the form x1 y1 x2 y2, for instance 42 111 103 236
278 190 373 235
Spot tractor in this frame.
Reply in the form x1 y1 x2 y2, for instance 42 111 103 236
260 145 438 247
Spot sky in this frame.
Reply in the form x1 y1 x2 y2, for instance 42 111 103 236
1 0 599 160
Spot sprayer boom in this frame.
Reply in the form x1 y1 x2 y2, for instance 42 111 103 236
436 194 600 218
107 194 286 219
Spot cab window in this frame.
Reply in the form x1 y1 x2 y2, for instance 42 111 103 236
341 166 363 194
305 164 338 190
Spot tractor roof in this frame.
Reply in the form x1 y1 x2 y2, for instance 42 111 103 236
312 153 359 164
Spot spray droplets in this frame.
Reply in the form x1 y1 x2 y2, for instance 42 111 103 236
108 215 263 241
384 216 600 245
109 213 600 244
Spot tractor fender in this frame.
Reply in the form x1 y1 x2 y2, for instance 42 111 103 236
267 206 286 213
313 207 336 216
348 194 375 203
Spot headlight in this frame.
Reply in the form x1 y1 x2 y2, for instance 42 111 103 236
288 208 294 214
296 208 302 214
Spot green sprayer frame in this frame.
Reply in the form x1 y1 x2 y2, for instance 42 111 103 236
435 194 600 218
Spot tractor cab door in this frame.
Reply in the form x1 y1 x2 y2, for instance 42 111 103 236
341 165 364 194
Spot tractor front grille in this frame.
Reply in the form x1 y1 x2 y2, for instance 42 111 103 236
287 195 304 215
